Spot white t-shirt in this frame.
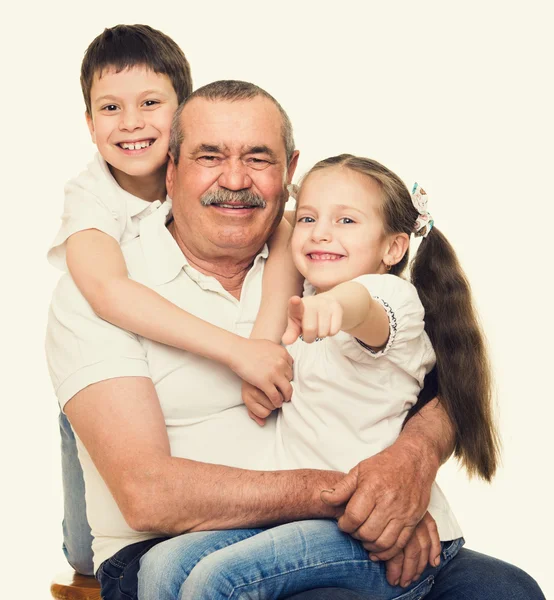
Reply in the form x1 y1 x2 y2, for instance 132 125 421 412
275 275 462 542
47 152 165 271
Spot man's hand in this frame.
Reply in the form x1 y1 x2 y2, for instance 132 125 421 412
282 295 344 345
321 440 437 555
366 512 441 588
230 338 293 409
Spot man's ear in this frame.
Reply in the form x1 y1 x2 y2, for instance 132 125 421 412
85 112 96 144
286 150 300 184
384 232 410 267
166 155 176 198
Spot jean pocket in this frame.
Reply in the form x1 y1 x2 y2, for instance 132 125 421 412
392 574 434 600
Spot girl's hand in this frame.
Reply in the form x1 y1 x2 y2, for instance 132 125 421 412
282 295 344 345
230 338 293 408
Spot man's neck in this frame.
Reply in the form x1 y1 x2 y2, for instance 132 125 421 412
168 221 259 300
109 163 167 202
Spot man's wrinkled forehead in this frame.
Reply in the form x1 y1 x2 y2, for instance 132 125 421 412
180 97 286 156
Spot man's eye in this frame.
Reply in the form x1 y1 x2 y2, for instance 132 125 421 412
246 157 271 170
197 156 220 166
338 217 355 224
143 100 160 107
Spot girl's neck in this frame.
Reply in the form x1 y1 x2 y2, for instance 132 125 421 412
109 163 167 202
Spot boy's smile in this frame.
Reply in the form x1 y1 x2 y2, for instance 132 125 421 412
86 66 179 199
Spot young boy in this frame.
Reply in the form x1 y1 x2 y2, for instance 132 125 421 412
49 24 301 573
49 24 300 411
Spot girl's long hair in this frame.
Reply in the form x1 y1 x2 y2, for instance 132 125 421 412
301 154 500 480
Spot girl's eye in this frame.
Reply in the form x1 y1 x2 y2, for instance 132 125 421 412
298 216 315 223
338 217 355 224
143 100 159 107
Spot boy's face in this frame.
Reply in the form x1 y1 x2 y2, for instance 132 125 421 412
86 66 178 181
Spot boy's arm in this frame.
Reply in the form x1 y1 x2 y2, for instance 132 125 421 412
251 214 303 343
66 229 292 404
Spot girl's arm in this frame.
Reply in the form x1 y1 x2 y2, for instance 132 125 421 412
66 229 292 404
282 281 389 348
251 213 303 343
326 281 390 348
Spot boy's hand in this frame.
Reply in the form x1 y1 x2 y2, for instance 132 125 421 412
282 295 344 345
231 338 293 408
242 381 275 427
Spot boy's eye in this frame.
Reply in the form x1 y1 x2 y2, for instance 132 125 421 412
102 104 118 112
298 216 315 223
338 217 355 224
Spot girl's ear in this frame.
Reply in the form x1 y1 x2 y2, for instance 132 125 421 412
384 232 410 267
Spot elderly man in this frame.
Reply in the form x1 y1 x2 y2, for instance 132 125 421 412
47 81 544 599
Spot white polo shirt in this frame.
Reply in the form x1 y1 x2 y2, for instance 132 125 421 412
46 198 275 571
47 152 165 271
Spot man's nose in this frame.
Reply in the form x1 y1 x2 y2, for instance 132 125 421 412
119 107 145 132
218 159 252 190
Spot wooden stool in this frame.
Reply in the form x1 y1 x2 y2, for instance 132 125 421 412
51 571 101 599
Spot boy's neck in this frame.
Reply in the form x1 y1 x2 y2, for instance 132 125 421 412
109 163 167 202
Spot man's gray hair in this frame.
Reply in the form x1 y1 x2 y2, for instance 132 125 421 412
169 80 296 165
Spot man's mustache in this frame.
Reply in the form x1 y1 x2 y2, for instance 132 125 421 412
200 189 267 208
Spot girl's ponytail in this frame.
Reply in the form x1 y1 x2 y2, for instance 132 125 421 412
411 228 500 480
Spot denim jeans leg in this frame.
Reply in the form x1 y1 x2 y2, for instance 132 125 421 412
426 547 546 599
138 528 265 600
59 411 94 575
181 520 460 600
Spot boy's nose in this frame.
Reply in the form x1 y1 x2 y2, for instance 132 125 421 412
119 109 145 132
218 159 252 191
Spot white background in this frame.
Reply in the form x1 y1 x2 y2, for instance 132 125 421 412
1 1 552 597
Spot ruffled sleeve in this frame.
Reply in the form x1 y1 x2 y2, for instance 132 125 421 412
333 274 435 377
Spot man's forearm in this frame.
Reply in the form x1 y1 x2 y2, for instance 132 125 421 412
128 457 343 535
397 398 455 470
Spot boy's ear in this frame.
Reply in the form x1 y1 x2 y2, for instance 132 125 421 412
85 112 96 144
384 232 410 267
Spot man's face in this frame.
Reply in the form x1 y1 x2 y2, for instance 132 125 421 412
167 96 298 259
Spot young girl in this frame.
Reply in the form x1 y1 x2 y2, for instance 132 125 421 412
136 155 499 600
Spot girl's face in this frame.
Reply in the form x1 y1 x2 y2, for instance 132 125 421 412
292 167 391 292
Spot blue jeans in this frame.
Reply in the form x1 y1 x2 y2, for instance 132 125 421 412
59 411 94 576
137 521 463 599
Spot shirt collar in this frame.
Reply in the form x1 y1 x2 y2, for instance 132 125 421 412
138 196 269 287
95 152 165 218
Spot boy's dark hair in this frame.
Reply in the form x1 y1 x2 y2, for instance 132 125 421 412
81 24 192 115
